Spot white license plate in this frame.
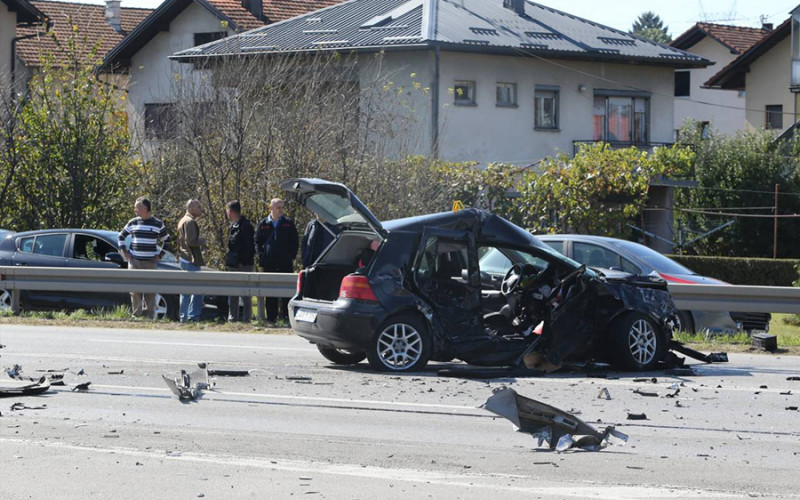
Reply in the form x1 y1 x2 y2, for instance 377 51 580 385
295 308 318 323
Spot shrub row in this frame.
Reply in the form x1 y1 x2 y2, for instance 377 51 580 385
666 255 800 287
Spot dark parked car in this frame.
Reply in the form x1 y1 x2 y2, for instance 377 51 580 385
0 229 221 319
536 235 770 334
283 179 679 372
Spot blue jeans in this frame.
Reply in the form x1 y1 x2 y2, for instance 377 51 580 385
179 260 204 322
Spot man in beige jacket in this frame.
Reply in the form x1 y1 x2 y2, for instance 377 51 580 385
177 199 205 322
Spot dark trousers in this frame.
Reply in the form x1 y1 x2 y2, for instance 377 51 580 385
261 262 293 322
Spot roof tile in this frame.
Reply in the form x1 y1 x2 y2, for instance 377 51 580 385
695 22 769 54
16 0 151 68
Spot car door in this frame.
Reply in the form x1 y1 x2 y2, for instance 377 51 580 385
412 227 483 341
11 233 69 309
63 233 129 310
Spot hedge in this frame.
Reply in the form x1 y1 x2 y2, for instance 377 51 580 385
666 255 800 287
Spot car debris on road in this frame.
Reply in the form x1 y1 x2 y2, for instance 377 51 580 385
163 368 213 401
482 387 628 452
0 376 51 398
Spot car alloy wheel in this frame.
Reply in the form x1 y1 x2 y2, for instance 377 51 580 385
628 318 657 366
0 289 11 311
367 314 431 372
154 293 169 320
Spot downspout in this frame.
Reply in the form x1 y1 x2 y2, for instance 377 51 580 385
10 27 49 101
431 45 439 159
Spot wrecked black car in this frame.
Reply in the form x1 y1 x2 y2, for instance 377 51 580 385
283 178 679 373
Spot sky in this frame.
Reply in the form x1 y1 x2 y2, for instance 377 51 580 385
63 0 797 36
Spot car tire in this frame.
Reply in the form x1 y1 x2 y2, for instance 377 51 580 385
676 310 695 335
156 294 179 321
366 314 431 372
317 346 367 365
611 312 667 371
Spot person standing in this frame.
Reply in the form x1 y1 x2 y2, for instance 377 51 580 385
255 198 298 325
225 200 255 322
118 196 170 319
177 199 205 323
301 214 338 269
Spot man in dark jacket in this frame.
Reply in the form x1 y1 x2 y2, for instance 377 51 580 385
254 198 298 324
301 214 338 268
225 200 255 322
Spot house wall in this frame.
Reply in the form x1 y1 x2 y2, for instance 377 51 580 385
745 36 795 133
435 51 676 165
127 2 235 148
0 2 16 92
673 36 746 135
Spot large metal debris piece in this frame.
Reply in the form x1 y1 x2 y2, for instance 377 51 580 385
481 387 627 452
0 376 51 398
162 368 212 401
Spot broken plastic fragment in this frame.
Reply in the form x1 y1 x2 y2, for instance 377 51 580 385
4 364 22 379
72 382 91 392
627 412 647 420
555 434 574 452
597 387 611 400
0 377 51 398
163 368 211 401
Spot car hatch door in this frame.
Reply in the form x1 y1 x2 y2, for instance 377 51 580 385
412 227 483 340
280 178 384 238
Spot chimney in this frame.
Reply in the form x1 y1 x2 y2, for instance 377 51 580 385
105 0 122 32
242 0 263 21
503 0 525 16
761 22 773 31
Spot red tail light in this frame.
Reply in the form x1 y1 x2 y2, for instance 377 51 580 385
339 274 378 301
658 272 695 284
296 270 305 295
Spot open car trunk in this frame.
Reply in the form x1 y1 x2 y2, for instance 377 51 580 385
300 231 378 302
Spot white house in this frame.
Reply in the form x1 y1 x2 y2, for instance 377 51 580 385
704 10 800 136
103 0 342 145
172 0 710 251
670 22 768 136
0 0 44 93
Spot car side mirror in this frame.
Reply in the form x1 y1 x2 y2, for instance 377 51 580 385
105 252 126 266
609 266 623 272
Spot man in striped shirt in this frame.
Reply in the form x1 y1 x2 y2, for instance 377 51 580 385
118 196 170 318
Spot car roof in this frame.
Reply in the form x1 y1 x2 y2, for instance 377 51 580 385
11 228 119 239
537 234 622 244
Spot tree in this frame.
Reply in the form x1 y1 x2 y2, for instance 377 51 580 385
631 11 671 44
673 124 800 258
515 143 694 236
0 27 139 231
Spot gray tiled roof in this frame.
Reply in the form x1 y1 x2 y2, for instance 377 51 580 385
173 0 708 67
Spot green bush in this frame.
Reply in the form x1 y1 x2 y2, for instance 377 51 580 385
667 255 800 286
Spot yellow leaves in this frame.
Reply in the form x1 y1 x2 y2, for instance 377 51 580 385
220 20 229 29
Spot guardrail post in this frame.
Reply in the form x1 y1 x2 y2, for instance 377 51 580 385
11 289 20 315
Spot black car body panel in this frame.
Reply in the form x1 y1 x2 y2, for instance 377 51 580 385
285 179 680 369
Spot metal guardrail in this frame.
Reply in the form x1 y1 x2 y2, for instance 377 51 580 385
0 266 296 314
667 283 800 314
1 267 798 315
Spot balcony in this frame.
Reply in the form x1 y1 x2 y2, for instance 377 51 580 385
572 140 675 156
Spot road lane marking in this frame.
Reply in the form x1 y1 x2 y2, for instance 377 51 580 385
5 352 233 366
86 339 315 351
0 437 748 498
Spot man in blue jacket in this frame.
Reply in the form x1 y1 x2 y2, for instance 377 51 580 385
254 198 298 325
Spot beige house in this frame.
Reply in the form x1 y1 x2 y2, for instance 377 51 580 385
1 0 45 94
705 9 800 135
670 23 768 136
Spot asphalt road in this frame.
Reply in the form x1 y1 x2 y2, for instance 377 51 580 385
1 324 799 499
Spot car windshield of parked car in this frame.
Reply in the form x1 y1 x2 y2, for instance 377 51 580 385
611 240 695 275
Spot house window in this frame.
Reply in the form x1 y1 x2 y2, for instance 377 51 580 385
496 82 517 107
534 86 559 129
674 71 690 97
145 103 177 140
194 32 227 46
766 105 783 130
593 94 649 143
454 81 476 106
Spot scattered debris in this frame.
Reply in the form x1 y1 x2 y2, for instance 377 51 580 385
163 368 212 401
627 413 648 420
787 406 798 411
10 402 47 411
207 369 249 377
780 391 792 396
597 388 611 400
72 382 92 392
670 342 728 363
751 333 777 352
286 376 312 381
759 385 768 389
481 387 627 452
665 388 681 398
668 383 681 390
4 364 23 379
0 377 51 398
633 378 657 383
107 370 124 375
787 377 800 381
633 388 658 397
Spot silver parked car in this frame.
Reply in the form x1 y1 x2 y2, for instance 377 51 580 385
536 235 770 334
